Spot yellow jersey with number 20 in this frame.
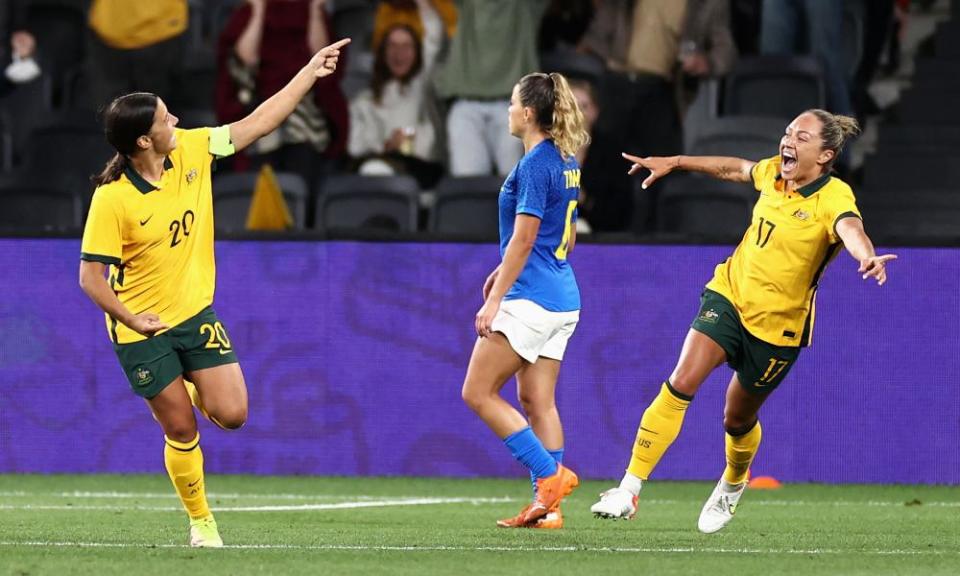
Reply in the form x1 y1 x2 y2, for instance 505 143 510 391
81 127 235 344
705 156 861 347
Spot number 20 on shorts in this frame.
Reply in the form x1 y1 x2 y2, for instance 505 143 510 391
200 322 232 351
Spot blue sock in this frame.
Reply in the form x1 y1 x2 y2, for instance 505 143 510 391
531 448 564 498
503 427 558 481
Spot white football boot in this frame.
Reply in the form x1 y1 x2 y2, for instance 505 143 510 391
698 480 746 534
590 487 638 519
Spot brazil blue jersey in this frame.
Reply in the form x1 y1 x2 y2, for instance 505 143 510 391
499 139 581 312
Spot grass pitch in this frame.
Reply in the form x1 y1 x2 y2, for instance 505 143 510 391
0 475 957 575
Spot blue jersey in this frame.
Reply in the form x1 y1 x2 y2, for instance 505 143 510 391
499 139 581 312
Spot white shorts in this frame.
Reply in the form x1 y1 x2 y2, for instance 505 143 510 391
491 299 580 364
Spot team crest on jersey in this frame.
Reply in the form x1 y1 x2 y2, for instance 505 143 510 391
136 367 154 386
186 168 198 184
792 209 810 221
698 309 719 324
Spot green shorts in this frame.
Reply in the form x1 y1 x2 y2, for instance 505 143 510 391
114 306 238 399
691 290 800 395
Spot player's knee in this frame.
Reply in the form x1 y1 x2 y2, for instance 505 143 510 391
722 410 756 434
461 383 487 413
517 390 551 416
164 421 199 443
667 373 700 397
212 405 247 430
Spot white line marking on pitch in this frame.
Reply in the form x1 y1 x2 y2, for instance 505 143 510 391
0 491 957 508
0 496 515 513
0 541 953 556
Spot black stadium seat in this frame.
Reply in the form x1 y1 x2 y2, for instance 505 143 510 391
685 116 784 161
429 176 503 236
211 171 309 231
317 174 419 232
0 183 82 231
722 56 825 119
656 174 756 242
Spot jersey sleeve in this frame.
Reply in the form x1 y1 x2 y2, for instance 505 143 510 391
750 156 778 192
514 160 550 219
80 189 123 265
820 183 862 244
175 127 236 162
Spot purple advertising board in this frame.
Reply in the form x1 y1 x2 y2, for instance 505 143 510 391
0 239 957 483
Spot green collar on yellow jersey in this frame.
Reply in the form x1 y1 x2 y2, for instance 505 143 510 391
776 172 832 198
124 157 175 194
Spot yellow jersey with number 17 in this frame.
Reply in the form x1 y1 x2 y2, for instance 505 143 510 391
705 156 861 347
80 127 236 345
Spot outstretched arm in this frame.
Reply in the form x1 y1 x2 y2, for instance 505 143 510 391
835 216 897 286
622 153 755 189
228 38 350 152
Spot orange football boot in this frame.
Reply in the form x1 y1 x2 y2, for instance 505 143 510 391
522 464 579 524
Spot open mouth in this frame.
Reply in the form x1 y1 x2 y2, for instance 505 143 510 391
781 148 798 172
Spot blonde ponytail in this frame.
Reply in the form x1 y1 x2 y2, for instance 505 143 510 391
547 73 590 160
517 72 592 160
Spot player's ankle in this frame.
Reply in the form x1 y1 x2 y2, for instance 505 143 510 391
619 473 643 496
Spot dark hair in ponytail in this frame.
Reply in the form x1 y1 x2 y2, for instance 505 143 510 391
92 92 159 186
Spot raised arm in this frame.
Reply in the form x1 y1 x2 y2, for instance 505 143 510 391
229 38 350 152
835 216 897 286
622 153 755 189
234 0 267 67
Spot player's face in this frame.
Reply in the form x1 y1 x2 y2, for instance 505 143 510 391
780 112 828 181
508 85 525 137
147 99 179 155
384 28 416 78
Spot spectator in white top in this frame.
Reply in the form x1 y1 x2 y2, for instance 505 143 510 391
348 0 444 188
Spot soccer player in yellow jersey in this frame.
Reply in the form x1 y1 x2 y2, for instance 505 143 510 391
590 109 897 533
78 38 350 548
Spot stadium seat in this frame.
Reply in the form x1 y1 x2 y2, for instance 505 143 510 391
722 56 825 119
877 124 960 153
0 118 11 172
859 190 960 243
0 182 82 231
898 90 960 125
863 153 960 192
429 176 503 235
934 20 960 59
913 59 960 95
685 116 784 161
656 174 756 242
212 171 309 231
20 119 114 198
316 174 419 232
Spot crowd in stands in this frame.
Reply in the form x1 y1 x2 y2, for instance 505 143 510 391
0 0 949 241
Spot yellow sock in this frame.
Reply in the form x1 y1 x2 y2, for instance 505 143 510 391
723 420 762 485
164 433 211 520
626 382 692 480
